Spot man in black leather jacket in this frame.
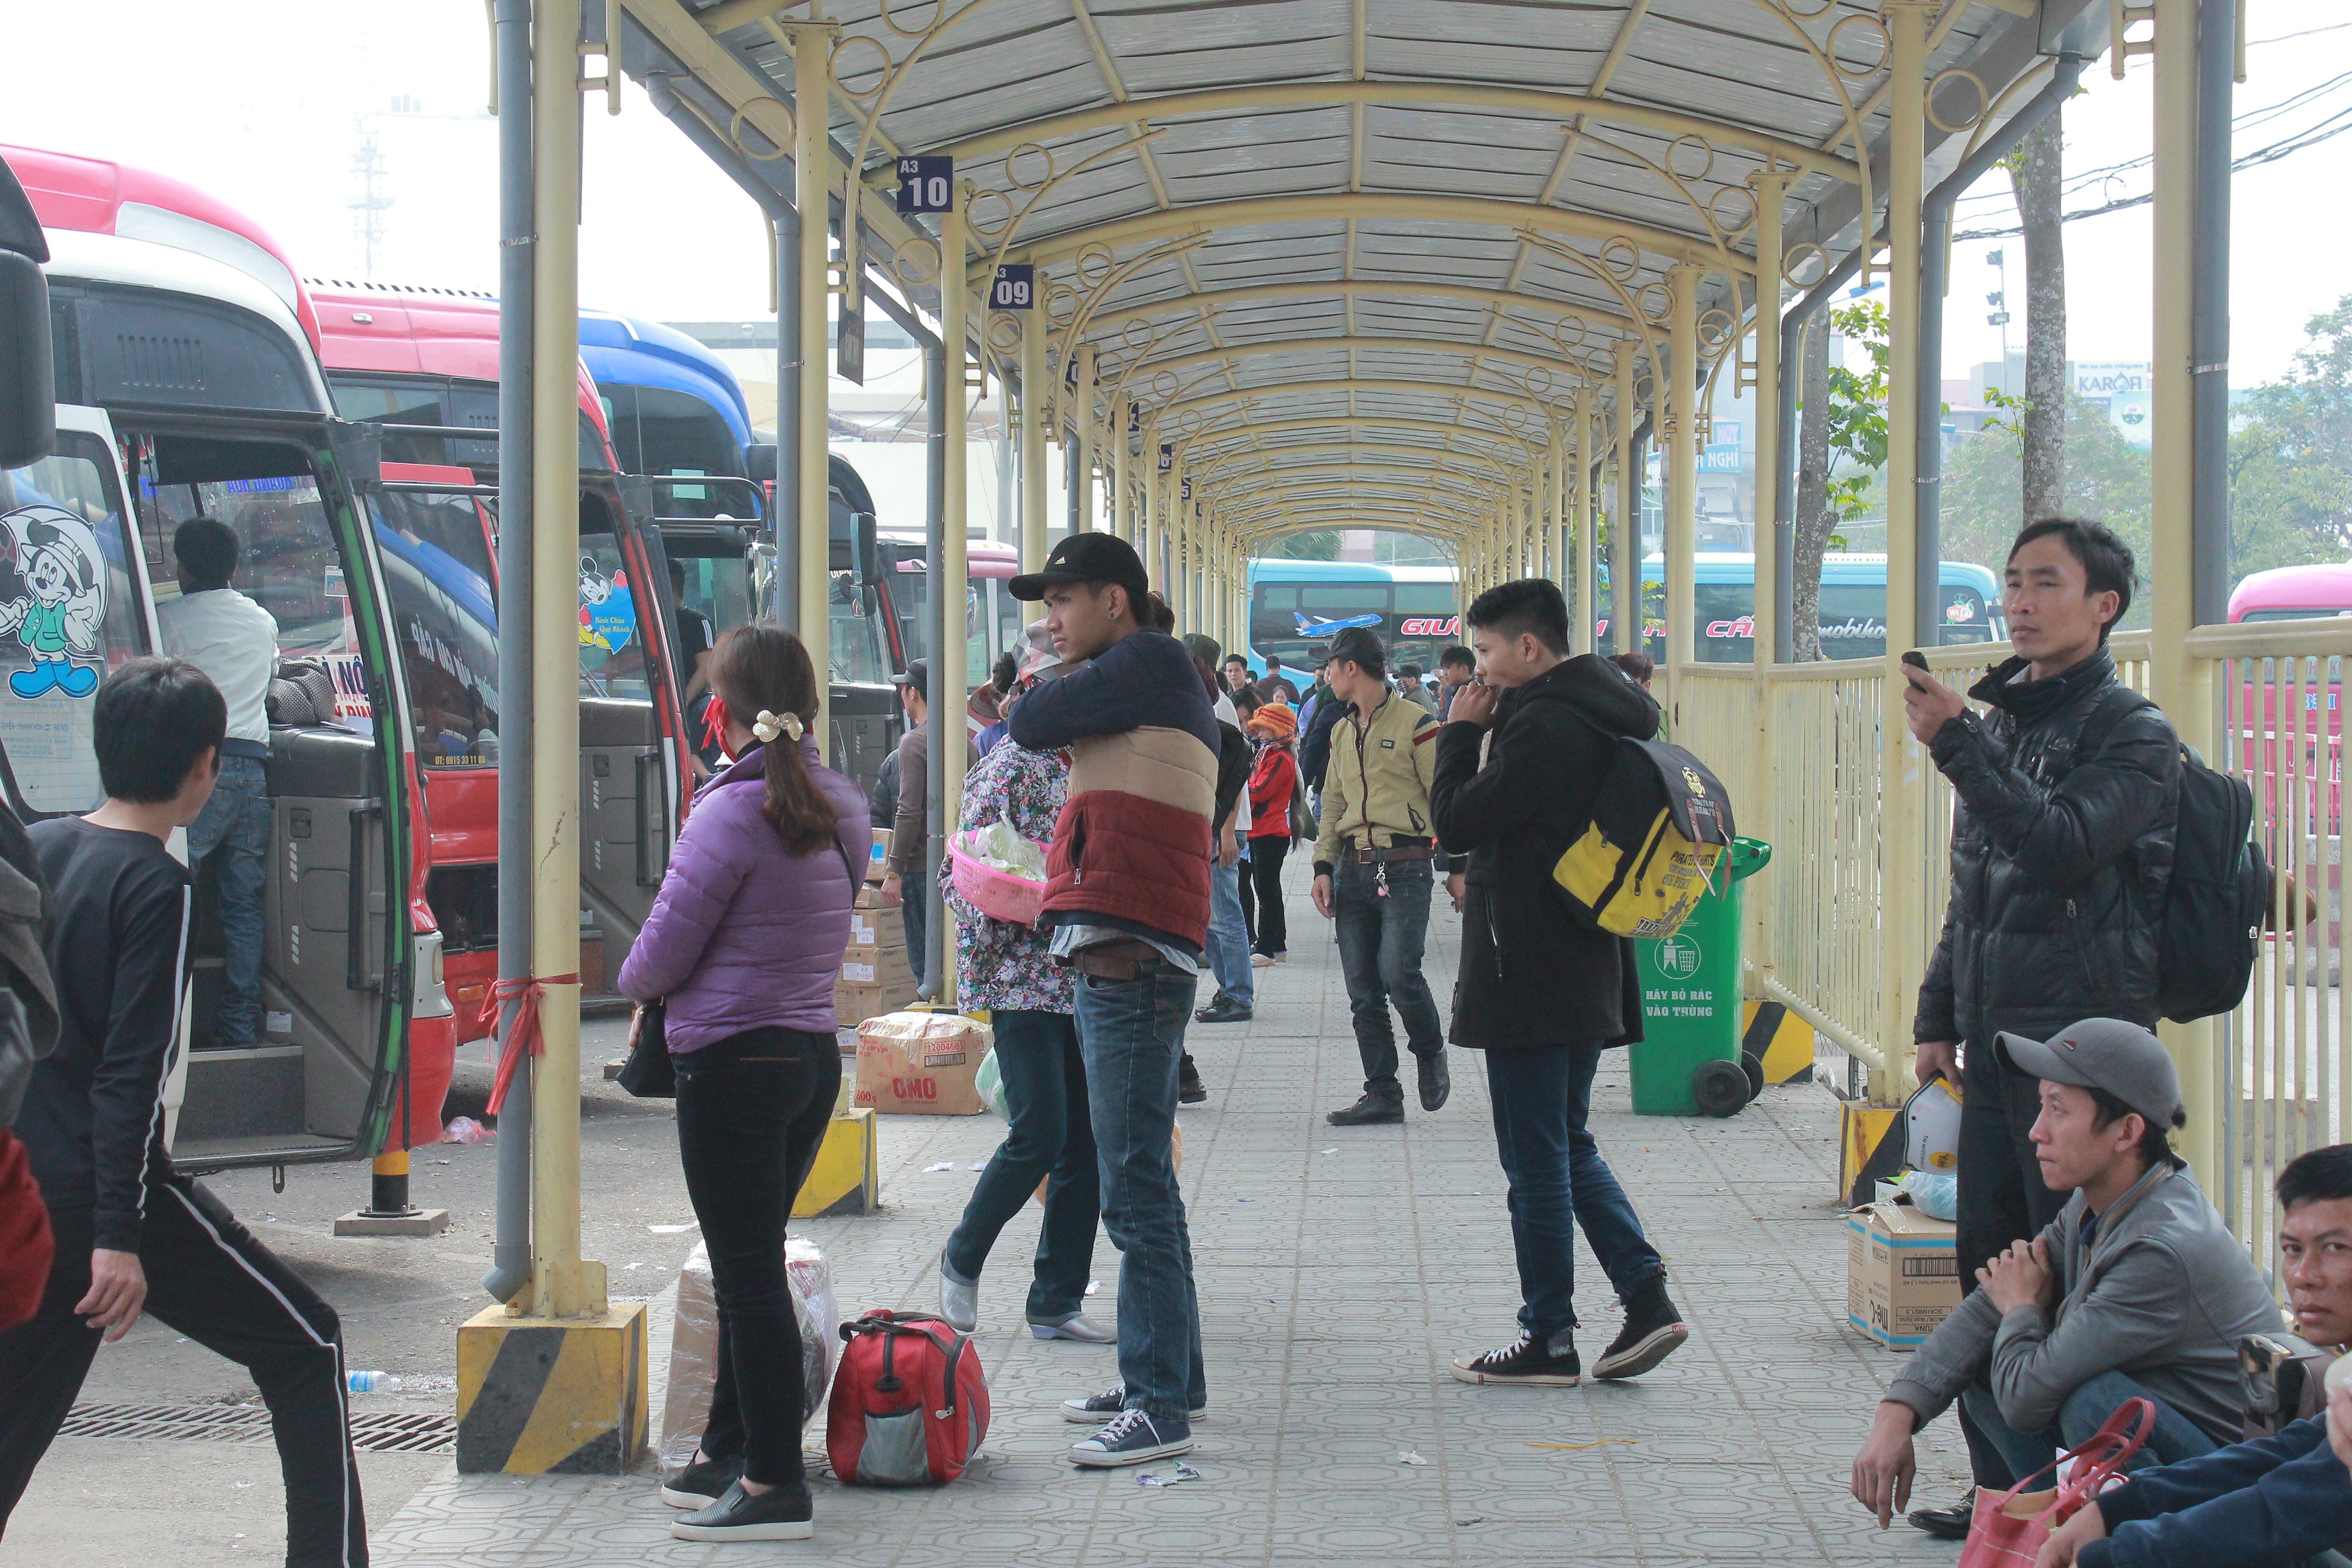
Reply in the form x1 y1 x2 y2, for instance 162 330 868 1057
1898 517 2180 1532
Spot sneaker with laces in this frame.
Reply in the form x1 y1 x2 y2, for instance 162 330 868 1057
1449 1331 1583 1386
1068 1408 1192 1468
938 1253 977 1333
669 1479 814 1541
1592 1274 1687 1380
1062 1383 1205 1423
660 1452 741 1509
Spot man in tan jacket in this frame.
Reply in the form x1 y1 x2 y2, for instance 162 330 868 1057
1312 626 1450 1125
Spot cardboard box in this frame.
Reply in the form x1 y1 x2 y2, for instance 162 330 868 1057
1847 1199 1961 1350
834 977 918 1027
866 828 892 882
854 1011 989 1115
849 909 902 948
855 883 902 911
841 940 916 991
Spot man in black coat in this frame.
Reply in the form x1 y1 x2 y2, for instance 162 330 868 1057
1896 517 2180 1536
1430 578 1688 1388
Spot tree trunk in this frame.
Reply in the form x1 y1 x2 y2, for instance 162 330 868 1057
2015 108 2068 522
1792 314 1836 660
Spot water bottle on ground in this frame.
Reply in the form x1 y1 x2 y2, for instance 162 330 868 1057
347 1370 402 1394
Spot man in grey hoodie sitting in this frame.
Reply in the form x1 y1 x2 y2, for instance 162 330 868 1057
1852 1018 2282 1527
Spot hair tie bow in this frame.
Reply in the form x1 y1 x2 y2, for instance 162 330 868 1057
752 709 804 745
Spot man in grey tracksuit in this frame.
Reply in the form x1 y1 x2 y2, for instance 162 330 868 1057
1851 1019 2282 1526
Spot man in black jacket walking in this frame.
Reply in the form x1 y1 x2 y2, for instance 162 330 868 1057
1897 517 2180 1534
1431 579 1688 1387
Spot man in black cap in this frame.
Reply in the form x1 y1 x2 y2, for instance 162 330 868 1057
1004 533 1218 1470
1852 1018 2280 1531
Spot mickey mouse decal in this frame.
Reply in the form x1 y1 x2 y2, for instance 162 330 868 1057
0 505 106 698
577 554 635 655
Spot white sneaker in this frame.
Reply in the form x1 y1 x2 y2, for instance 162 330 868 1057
1250 952 1278 968
938 1254 976 1333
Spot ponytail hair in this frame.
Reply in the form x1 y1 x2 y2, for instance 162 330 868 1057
709 623 838 857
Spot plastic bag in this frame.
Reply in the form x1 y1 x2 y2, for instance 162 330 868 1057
976 1049 1007 1120
659 1237 839 1479
970 819 1047 881
1902 1168 1960 1223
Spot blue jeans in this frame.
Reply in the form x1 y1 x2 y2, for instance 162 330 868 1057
1331 855 1442 1098
1483 1043 1663 1345
944 1009 1099 1322
1074 957 1205 1424
1962 1370 2222 1490
1203 858 1253 1009
187 754 270 1043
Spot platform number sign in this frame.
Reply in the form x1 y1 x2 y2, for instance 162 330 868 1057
1180 479 1192 500
896 155 953 215
838 306 865 386
989 264 1034 310
1128 402 1142 432
1158 442 1173 473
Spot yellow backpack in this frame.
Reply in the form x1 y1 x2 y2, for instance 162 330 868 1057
1551 738 1736 939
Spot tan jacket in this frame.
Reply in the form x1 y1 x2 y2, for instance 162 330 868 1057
1313 689 1442 872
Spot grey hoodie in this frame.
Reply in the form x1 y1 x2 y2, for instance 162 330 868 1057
1888 1159 2280 1443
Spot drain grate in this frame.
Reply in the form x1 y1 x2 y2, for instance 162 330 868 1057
61 1401 456 1455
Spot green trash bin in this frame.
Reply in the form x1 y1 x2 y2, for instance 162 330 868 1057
1628 837 1772 1118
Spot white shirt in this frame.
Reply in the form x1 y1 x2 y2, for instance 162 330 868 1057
158 587 280 746
1213 692 1253 835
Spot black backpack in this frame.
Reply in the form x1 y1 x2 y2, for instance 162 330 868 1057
2079 688 2270 1024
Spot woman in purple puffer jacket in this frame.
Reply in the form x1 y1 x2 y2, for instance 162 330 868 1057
617 625 868 1545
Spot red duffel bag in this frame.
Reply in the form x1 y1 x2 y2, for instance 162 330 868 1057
826 1309 990 1485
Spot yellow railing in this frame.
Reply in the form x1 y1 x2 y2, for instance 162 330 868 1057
1676 628 2352 1255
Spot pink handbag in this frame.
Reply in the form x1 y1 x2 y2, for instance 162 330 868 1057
1959 1399 2155 1568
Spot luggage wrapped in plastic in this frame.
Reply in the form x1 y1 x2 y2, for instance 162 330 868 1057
658 1236 840 1479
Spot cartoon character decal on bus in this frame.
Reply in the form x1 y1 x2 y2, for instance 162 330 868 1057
0 505 107 699
578 555 635 655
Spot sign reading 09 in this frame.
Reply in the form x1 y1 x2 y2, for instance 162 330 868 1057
990 264 1034 310
897 155 953 214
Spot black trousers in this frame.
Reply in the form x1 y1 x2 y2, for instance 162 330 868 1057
1247 835 1290 956
674 1026 840 1488
1953 1043 2069 1488
0 1176 366 1568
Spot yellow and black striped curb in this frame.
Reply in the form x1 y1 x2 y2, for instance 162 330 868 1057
456 1303 647 1474
1739 999 1815 1086
1838 1102 1904 1210
793 1107 880 1218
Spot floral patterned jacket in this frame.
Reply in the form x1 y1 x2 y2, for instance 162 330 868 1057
940 740 1073 1014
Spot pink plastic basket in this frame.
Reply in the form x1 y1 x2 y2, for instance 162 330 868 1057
948 832 1048 926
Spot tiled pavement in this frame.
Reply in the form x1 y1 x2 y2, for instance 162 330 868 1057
372 889 1972 1565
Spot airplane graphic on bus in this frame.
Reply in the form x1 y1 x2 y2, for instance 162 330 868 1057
1292 608 1386 635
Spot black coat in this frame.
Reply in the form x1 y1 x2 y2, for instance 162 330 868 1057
1914 648 2180 1052
1431 655 1658 1050
1298 682 1346 790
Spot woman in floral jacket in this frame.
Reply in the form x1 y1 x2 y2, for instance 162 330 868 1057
934 625 1107 1343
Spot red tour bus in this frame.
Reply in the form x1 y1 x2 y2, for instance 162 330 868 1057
309 280 698 1045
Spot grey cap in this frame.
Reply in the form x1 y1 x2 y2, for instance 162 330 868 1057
1995 1019 2185 1130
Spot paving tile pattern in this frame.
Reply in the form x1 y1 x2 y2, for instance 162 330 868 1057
372 878 1972 1565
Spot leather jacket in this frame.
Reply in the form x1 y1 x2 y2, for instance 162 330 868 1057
1914 648 2179 1051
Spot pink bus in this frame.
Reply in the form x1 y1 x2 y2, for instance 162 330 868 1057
2226 562 2349 840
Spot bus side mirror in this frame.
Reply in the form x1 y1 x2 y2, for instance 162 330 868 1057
853 510 881 588
745 443 777 484
0 252 53 471
0 154 51 470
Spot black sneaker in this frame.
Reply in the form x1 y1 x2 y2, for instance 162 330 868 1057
1195 998 1252 1024
660 1452 742 1508
1062 1382 1205 1423
1449 1331 1583 1386
1178 1054 1208 1104
1907 1490 1977 1540
1416 1049 1450 1112
669 1479 814 1542
1592 1273 1689 1380
1327 1092 1404 1126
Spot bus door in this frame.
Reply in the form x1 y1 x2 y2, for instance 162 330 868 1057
114 407 415 1168
576 472 687 996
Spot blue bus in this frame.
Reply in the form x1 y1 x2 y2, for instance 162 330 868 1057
1599 554 2007 663
1245 559 1461 676
578 311 757 519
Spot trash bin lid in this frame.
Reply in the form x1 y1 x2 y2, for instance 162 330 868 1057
1730 836 1772 880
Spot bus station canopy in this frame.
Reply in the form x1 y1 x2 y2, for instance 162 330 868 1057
622 0 2105 551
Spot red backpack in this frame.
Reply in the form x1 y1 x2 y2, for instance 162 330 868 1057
826 1310 990 1485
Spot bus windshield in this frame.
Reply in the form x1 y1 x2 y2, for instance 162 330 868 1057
602 384 745 520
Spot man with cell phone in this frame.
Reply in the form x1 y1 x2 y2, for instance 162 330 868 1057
1895 518 2182 1538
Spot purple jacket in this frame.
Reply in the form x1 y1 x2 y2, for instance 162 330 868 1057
617 739 872 1049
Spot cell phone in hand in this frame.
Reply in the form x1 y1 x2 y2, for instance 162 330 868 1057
1901 650 1930 672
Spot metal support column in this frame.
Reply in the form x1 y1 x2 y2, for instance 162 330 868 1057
1612 351 1639 657
1748 167 1790 990
1665 263 1700 733
790 23 835 719
2151 0 2216 1181
1114 409 1133 545
1878 0 1931 1107
1572 402 1594 655
1073 345 1096 533
483 0 536 1307
1019 299 1049 619
931 195 970 1009
527 0 597 1320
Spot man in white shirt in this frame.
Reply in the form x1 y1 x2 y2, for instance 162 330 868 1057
156 518 279 1045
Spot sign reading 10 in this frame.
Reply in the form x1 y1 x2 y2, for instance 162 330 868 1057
897 155 953 215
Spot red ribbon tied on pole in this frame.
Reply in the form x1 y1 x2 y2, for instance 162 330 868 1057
483 973 580 1116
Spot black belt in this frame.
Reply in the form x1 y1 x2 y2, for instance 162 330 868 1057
1071 939 1162 981
1345 839 1434 864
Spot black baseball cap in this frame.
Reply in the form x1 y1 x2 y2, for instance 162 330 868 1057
1009 533 1150 603
893 657 929 689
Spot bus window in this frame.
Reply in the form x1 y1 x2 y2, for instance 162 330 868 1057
1937 583 1996 645
990 581 1023 670
137 449 375 732
830 572 892 685
1817 585 1891 661
0 432 149 813
1694 582 1759 662
577 519 651 700
1393 583 1453 615
370 491 499 767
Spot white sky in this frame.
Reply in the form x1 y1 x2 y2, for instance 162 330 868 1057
5 0 2347 388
